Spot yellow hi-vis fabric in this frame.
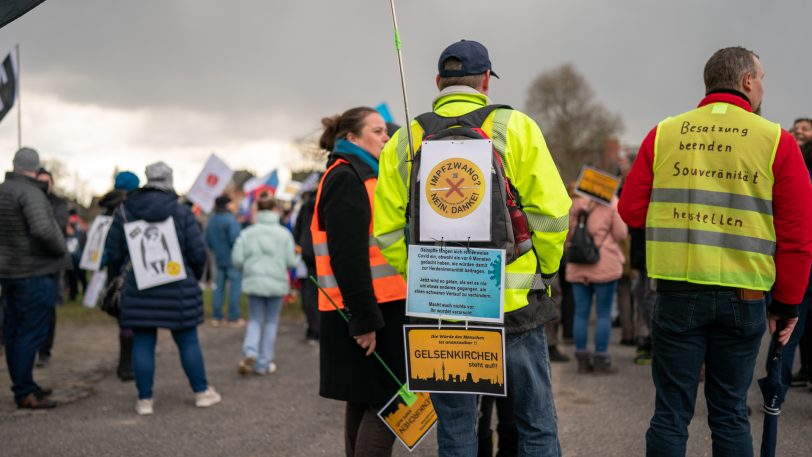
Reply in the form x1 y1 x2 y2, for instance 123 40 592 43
646 101 781 290
373 88 571 313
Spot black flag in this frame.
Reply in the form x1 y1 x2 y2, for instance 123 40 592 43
0 52 16 123
1 1 49 30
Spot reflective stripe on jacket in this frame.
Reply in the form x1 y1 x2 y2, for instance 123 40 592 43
373 86 571 315
646 101 780 290
311 158 406 311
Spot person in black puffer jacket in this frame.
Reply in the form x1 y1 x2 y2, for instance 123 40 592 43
105 161 221 415
0 147 66 409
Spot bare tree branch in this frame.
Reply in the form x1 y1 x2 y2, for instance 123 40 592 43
525 64 624 182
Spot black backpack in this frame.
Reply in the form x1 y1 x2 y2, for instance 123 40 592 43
407 104 530 264
567 210 600 264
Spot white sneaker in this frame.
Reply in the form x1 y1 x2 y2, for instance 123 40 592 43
136 398 153 415
195 387 222 408
254 363 277 376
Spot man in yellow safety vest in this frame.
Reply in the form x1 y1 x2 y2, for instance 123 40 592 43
619 46 812 457
374 40 571 457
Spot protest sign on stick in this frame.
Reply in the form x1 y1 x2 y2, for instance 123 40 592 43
186 154 233 213
79 215 113 271
574 165 620 205
378 390 437 452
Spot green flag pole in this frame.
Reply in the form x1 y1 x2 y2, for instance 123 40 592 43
387 0 415 164
310 275 416 406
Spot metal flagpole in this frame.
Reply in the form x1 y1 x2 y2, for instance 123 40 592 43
387 0 415 163
15 43 21 149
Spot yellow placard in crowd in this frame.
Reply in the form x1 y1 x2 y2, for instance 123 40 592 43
405 326 506 396
377 390 437 452
575 166 620 205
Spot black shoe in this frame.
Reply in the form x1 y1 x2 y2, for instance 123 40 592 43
636 336 652 355
790 371 812 387
34 387 53 399
35 355 50 368
548 346 570 363
619 338 636 347
17 393 56 409
118 369 135 382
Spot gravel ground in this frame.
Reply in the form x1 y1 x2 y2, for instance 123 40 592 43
1 314 811 456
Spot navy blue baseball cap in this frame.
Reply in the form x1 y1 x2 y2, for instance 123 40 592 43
437 40 499 79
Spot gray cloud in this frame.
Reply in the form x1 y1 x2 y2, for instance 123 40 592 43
1 0 810 149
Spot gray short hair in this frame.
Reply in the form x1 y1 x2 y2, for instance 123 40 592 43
703 47 759 93
437 58 485 91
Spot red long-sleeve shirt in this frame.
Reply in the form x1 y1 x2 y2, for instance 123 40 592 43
618 92 812 309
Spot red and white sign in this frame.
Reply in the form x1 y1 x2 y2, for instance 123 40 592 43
186 154 234 213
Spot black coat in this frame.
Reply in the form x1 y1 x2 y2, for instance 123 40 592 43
319 299 406 407
0 172 66 278
105 188 207 330
316 153 406 406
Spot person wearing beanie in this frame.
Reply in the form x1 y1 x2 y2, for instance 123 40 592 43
114 171 140 193
0 147 66 409
105 161 221 415
97 170 141 382
143 161 174 192
205 194 244 327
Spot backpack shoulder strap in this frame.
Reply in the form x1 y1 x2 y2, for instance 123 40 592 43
457 104 512 128
415 104 513 136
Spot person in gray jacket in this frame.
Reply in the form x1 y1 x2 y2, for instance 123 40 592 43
0 147 66 409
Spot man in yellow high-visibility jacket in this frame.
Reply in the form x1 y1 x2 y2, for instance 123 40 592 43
619 47 812 457
374 40 570 457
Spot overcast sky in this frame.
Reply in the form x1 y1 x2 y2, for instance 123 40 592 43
0 0 809 198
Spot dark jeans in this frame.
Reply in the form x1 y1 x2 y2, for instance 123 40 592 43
1 275 56 404
477 395 518 457
66 268 86 300
132 327 208 399
213 266 242 321
38 306 56 359
345 402 395 457
431 325 561 457
646 290 765 457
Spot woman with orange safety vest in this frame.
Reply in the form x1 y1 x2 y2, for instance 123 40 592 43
310 107 407 457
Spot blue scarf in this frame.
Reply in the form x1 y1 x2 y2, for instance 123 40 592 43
334 139 379 176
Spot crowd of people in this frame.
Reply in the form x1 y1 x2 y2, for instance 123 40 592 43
1 40 811 457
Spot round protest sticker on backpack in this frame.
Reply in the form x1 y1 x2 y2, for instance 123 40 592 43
425 157 484 219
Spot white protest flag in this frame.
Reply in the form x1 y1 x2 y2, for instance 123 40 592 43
79 215 114 271
124 217 187 290
186 154 234 213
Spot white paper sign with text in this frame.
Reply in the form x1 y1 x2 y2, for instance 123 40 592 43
418 139 492 242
